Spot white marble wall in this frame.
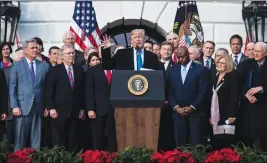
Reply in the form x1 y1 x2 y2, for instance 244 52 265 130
17 1 246 55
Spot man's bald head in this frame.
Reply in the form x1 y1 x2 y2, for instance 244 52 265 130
176 46 189 65
246 42 256 59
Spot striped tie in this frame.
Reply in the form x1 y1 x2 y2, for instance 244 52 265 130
234 55 238 67
68 67 74 89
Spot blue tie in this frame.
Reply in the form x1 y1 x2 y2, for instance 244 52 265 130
137 50 142 70
181 65 187 84
30 62 35 84
234 56 238 68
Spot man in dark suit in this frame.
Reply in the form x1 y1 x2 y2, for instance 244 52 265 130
46 45 85 152
63 31 85 67
9 38 49 151
168 46 208 146
85 63 117 152
200 41 216 75
238 42 267 151
157 41 176 150
229 34 248 69
101 29 161 70
47 46 60 68
0 69 8 140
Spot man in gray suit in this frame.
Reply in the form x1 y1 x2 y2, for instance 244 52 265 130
9 38 49 151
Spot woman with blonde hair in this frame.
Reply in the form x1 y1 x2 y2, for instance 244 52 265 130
210 54 238 149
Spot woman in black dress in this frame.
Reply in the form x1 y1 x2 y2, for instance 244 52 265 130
210 54 238 149
0 69 8 140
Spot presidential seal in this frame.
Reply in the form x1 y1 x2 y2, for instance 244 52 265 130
128 75 148 96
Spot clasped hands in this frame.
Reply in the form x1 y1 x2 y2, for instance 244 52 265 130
245 86 263 104
175 106 193 117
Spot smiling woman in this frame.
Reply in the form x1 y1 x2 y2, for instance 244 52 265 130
101 18 166 48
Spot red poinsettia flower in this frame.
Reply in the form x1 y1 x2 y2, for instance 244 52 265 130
204 148 241 163
81 150 117 163
152 149 195 163
7 148 35 163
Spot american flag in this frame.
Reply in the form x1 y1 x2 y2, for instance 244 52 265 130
70 1 101 51
179 35 190 47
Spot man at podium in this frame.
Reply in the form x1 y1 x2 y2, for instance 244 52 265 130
101 29 161 70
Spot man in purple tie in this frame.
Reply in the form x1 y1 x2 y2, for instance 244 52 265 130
9 38 49 151
46 45 85 152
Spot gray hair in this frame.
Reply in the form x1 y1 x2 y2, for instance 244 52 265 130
59 45 74 56
166 32 178 40
189 45 201 56
84 47 97 56
63 31 76 42
256 42 267 53
22 38 37 50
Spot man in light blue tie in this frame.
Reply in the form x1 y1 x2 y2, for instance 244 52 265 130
9 38 49 151
168 46 208 146
101 29 161 70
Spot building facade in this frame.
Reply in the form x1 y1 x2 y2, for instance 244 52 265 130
17 1 246 55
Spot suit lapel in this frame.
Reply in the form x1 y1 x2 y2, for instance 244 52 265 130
167 60 174 71
183 62 195 85
22 58 32 83
61 64 73 90
34 60 41 87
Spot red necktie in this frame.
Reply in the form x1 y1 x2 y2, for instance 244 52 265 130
172 52 177 63
106 70 112 85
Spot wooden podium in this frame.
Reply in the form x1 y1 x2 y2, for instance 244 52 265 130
110 70 165 152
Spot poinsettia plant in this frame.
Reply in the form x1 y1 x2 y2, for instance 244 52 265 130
204 148 241 163
7 148 35 163
152 148 194 163
80 150 116 163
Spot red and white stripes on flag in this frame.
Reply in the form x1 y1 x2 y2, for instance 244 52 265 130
70 1 101 52
179 37 190 47
243 36 248 55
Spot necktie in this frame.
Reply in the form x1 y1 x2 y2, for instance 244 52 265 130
173 52 178 63
106 70 112 85
68 67 74 89
137 50 142 70
30 62 35 84
181 65 187 84
234 55 238 67
205 60 209 69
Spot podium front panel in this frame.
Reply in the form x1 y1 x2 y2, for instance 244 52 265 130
110 70 165 108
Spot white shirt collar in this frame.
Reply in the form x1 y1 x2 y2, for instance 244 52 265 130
133 48 144 54
64 64 73 70
25 57 36 65
232 52 242 61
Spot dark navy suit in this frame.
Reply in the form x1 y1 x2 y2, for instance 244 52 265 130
168 61 208 146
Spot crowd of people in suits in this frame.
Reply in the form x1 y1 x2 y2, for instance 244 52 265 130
0 28 267 154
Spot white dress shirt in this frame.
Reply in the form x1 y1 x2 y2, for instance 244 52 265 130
203 57 212 69
161 59 170 70
64 64 74 81
104 70 112 75
231 52 242 63
133 48 144 70
25 57 36 76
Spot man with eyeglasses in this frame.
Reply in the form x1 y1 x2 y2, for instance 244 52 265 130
168 46 208 147
45 45 85 152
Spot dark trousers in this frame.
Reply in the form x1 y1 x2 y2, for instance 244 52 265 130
41 117 52 148
50 117 77 152
77 119 92 151
173 115 203 147
90 113 117 152
211 134 236 150
158 107 175 150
